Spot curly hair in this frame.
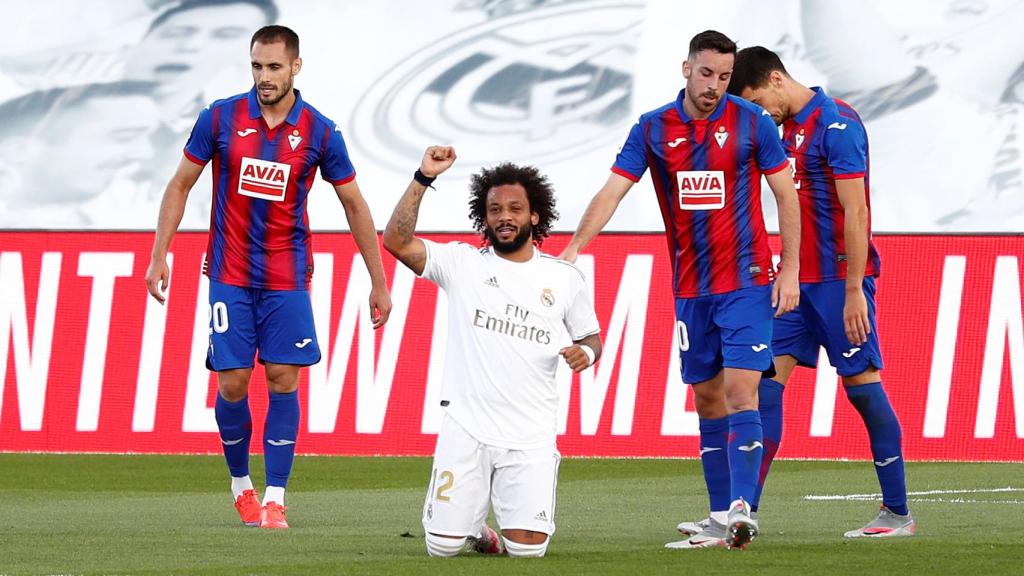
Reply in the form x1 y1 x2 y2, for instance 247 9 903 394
467 163 559 246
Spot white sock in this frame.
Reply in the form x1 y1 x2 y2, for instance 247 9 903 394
503 537 549 558
425 533 466 557
231 476 254 500
263 485 285 506
710 510 728 525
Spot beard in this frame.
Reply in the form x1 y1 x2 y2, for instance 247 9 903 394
485 222 533 254
257 78 293 106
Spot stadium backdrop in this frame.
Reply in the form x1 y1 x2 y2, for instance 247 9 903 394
0 231 1021 461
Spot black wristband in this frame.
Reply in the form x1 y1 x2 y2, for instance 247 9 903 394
413 169 436 188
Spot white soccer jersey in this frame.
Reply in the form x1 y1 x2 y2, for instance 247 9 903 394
421 240 600 450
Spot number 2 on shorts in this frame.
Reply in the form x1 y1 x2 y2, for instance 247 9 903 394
435 470 454 502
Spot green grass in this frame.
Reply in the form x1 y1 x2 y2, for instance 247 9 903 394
1 455 1022 575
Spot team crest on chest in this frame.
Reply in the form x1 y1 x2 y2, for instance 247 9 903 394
714 126 729 148
288 129 302 151
795 128 805 149
541 288 555 307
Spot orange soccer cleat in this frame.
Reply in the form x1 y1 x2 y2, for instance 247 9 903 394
260 502 289 529
234 489 261 526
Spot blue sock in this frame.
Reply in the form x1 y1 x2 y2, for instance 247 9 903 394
752 379 784 511
214 394 252 478
846 382 909 516
698 416 731 513
728 409 763 505
264 390 300 488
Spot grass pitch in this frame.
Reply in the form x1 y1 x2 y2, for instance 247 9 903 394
1 455 1021 575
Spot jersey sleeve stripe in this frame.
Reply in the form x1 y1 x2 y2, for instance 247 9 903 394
763 158 789 175
326 172 356 186
183 149 208 166
611 165 641 182
833 172 865 180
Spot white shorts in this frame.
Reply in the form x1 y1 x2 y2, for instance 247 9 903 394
422 414 560 537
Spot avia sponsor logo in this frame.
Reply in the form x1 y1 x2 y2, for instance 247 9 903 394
676 170 726 210
348 1 643 175
237 157 291 202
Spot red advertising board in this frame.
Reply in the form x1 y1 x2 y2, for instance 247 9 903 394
0 232 1021 460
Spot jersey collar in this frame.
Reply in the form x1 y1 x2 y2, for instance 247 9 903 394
674 89 728 123
247 87 305 126
793 86 829 125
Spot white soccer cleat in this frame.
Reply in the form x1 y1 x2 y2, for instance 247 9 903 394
676 517 711 537
666 518 727 549
725 498 758 550
844 506 916 538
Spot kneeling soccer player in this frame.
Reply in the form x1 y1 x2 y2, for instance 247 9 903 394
383 145 603 557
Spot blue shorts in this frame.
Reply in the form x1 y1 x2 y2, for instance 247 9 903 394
772 277 884 377
674 285 774 384
206 280 321 371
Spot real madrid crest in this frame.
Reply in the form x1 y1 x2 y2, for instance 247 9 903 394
541 288 555 307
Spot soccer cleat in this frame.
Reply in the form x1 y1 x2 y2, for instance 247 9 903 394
469 525 505 555
259 502 289 529
676 517 711 537
844 506 916 538
234 489 261 526
725 499 758 550
666 518 728 549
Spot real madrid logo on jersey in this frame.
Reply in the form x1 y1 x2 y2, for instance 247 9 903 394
541 288 555 307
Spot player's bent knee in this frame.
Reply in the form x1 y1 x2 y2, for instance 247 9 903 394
425 532 466 557
503 536 549 558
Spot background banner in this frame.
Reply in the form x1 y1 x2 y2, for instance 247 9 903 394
1 0 1022 232
1 232 1021 460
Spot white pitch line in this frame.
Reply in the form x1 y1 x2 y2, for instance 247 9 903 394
911 496 1024 502
804 487 1024 501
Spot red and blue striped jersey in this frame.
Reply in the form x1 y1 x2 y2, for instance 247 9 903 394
613 91 789 298
184 87 356 290
783 87 880 282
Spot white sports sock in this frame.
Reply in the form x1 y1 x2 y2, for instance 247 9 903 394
710 511 728 525
503 537 549 558
263 485 285 506
231 476 254 500
425 533 466 557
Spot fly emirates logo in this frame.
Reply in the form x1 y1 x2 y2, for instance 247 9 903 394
472 303 552 345
676 170 726 210
238 157 291 202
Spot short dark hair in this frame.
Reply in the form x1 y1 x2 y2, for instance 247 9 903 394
728 46 789 95
250 24 299 58
688 30 737 59
468 163 559 246
0 82 156 138
148 0 278 35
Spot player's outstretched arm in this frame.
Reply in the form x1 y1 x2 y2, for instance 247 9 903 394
765 169 801 316
558 173 634 263
836 177 871 345
383 146 456 276
334 179 393 329
560 333 603 373
145 156 204 305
